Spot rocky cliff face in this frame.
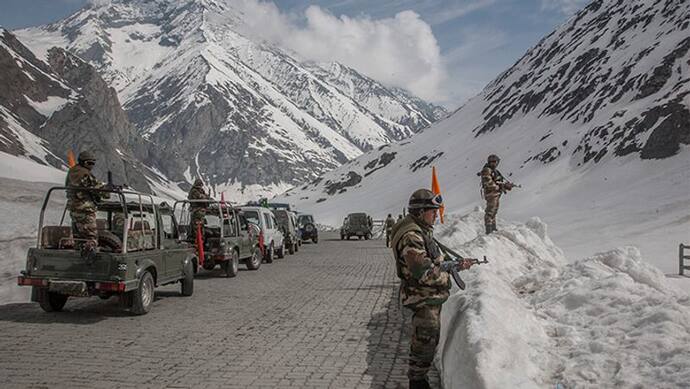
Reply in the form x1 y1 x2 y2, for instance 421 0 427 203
16 0 446 201
0 28 160 191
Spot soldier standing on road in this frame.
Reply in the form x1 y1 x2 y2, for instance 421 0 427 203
385 214 395 247
66 151 107 257
390 189 471 389
188 178 210 226
480 154 514 234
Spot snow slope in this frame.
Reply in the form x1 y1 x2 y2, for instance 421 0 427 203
436 210 690 388
276 0 690 273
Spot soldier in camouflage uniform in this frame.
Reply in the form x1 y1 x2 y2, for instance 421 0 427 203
188 178 210 226
390 189 472 389
66 151 107 256
384 214 396 247
480 154 513 234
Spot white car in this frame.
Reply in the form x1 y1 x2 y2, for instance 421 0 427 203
239 206 285 262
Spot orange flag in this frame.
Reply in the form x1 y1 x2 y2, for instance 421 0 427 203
431 166 445 224
67 150 76 168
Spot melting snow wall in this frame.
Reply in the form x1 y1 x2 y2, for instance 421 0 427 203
434 210 690 388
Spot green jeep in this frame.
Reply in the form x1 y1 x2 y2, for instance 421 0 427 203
18 187 195 315
174 200 263 275
340 212 373 240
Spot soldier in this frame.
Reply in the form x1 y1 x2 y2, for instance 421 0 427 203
66 151 107 258
397 214 403 223
384 213 395 247
390 189 472 389
480 154 514 234
188 178 210 226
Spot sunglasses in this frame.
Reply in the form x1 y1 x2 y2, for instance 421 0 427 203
84 160 96 166
431 194 443 206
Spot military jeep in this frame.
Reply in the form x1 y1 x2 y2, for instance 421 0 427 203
174 200 263 275
17 187 195 315
340 213 373 240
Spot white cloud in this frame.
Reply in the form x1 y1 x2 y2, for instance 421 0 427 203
541 0 590 15
234 0 447 102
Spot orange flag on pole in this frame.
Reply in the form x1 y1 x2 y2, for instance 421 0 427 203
431 166 445 224
67 150 76 168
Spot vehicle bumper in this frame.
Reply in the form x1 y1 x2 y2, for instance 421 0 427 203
18 276 131 295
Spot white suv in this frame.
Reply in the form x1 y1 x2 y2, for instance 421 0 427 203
239 206 285 262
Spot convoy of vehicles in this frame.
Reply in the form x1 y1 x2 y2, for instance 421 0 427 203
340 213 374 240
17 187 379 315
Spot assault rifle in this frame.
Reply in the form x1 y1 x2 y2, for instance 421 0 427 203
498 181 521 194
435 238 489 290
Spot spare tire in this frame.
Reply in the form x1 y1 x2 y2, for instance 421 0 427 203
98 230 123 252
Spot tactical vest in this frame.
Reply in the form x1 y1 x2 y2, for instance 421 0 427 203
390 215 442 280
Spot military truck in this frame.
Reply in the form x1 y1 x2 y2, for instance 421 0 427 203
272 209 299 255
175 200 263 274
17 187 195 315
297 213 318 244
340 213 373 240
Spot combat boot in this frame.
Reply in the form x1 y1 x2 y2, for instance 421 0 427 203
492 223 498 232
485 224 492 234
409 378 431 389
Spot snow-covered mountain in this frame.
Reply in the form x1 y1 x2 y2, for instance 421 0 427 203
276 0 690 272
0 28 179 192
16 0 446 201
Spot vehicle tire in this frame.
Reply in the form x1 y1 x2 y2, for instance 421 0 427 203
192 257 199 274
246 247 262 270
130 271 155 315
265 243 274 263
181 261 194 296
98 230 123 252
222 251 239 278
37 288 68 312
295 242 299 252
277 242 285 259
289 243 295 255
365 233 371 240
312 237 318 244
340 234 344 240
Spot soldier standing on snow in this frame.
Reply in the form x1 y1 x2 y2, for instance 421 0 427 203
480 154 514 234
188 178 210 226
390 189 472 389
385 214 396 247
66 151 107 258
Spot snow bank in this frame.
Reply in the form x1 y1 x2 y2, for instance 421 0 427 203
435 210 690 388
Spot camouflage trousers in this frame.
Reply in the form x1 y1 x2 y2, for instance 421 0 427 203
386 229 392 247
408 304 442 381
70 211 97 244
484 194 500 227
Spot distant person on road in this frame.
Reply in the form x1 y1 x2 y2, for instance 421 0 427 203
188 178 210 227
66 151 107 257
480 154 514 234
384 214 395 247
390 189 471 389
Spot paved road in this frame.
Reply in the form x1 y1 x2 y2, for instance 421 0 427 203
0 232 441 388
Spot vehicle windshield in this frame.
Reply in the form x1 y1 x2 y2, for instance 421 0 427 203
243 210 260 225
298 215 314 224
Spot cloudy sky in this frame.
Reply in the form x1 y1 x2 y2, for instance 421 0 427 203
0 0 589 108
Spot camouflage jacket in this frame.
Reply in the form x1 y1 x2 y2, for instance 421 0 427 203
481 164 505 197
188 185 210 208
390 214 450 307
65 164 105 213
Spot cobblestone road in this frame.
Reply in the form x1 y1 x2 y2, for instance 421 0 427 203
0 232 440 388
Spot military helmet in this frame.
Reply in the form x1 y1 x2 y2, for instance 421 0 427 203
487 154 500 163
408 188 443 210
78 151 96 162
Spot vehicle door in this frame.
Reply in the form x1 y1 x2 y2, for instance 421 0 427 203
262 211 273 246
158 208 187 280
127 208 164 281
